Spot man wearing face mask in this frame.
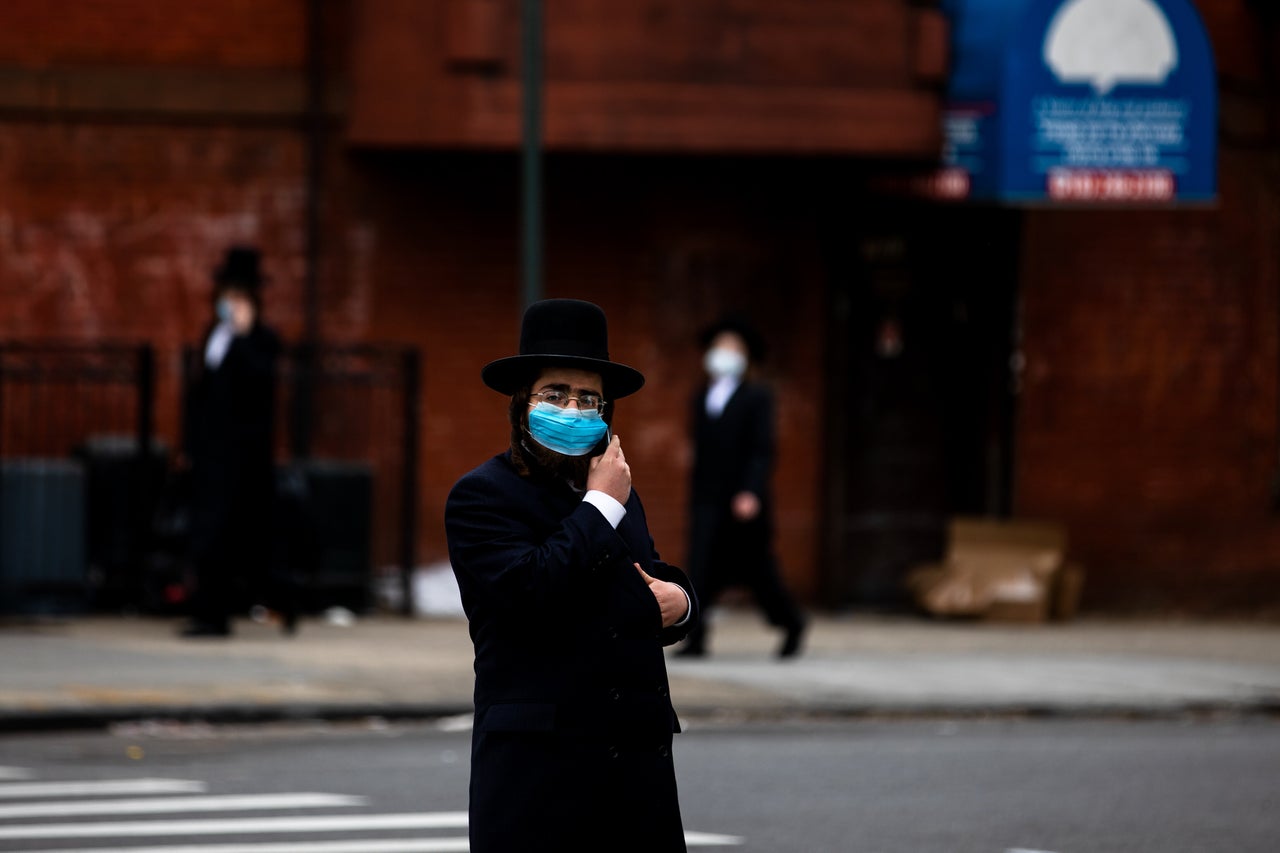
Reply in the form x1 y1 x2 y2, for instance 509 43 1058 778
180 246 281 638
678 314 806 659
445 298 698 853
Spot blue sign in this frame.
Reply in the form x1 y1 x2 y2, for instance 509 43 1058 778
941 0 1217 204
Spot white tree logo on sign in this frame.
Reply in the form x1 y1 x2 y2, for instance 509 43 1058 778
1044 0 1179 95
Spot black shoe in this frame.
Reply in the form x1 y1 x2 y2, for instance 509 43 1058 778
180 619 231 638
777 620 806 659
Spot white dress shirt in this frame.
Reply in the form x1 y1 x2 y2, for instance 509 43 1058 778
203 321 237 369
705 376 740 417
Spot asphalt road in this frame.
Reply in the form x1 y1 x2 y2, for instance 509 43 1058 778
1 717 1277 852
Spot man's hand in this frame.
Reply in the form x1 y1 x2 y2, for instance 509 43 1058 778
731 491 760 521
587 434 631 505
636 564 688 629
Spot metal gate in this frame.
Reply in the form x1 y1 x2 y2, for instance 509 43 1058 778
0 342 155 614
1 340 421 616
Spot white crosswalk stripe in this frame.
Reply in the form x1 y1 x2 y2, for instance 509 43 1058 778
685 832 747 846
0 778 206 799
0 835 744 853
0 840 745 853
0 792 365 819
0 766 744 850
0 812 470 840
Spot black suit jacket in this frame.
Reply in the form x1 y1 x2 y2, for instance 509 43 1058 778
445 451 696 851
184 322 280 563
690 380 775 509
687 381 779 591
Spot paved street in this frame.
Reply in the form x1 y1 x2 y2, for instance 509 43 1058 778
1 717 1278 852
3 606 1279 851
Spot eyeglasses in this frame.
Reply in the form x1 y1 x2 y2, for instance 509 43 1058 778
530 390 607 412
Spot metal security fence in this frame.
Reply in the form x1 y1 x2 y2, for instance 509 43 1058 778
0 342 155 459
182 342 421 616
0 340 420 617
276 343 421 614
0 342 157 614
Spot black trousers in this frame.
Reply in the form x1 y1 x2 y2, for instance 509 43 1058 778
683 504 803 651
187 466 279 626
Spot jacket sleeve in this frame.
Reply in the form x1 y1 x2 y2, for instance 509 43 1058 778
622 491 700 646
445 467 631 618
653 554 699 647
224 325 280 447
740 386 776 499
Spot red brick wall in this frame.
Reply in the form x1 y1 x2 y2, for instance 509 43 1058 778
1013 1 1280 613
4 0 1278 614
0 122 309 453
0 0 319 570
1016 143 1280 612
0 0 827 599
0 0 305 67
347 0 946 155
338 153 827 595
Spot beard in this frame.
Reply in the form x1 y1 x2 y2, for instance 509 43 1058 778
517 432 594 490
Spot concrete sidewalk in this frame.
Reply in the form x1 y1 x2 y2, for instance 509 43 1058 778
2 610 1279 731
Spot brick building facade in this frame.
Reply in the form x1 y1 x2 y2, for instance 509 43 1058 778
0 1 1276 613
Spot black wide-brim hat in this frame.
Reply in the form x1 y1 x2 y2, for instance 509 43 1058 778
699 312 768 362
482 298 646 399
213 246 267 290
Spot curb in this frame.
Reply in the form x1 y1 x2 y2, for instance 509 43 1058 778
0 703 474 734
5 698 1278 735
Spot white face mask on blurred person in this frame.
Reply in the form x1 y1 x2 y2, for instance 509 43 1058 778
704 347 747 380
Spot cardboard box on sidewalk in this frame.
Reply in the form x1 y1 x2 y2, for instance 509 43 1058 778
905 517 1084 623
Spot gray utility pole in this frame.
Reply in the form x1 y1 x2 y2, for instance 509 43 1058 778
522 0 544 308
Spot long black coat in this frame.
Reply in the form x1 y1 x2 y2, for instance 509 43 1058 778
184 323 280 585
686 381 801 638
689 381 777 575
445 451 697 852
690 381 775 512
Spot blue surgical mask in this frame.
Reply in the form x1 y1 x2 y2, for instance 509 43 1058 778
527 401 609 457
215 298 235 324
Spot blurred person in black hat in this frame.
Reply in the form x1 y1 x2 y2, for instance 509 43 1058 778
180 246 282 638
445 298 698 852
678 313 806 659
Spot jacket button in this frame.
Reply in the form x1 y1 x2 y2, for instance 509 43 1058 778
608 627 619 639
658 745 670 758
607 746 620 759
657 685 668 697
608 687 621 701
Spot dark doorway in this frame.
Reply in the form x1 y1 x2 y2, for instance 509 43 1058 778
821 203 1020 608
